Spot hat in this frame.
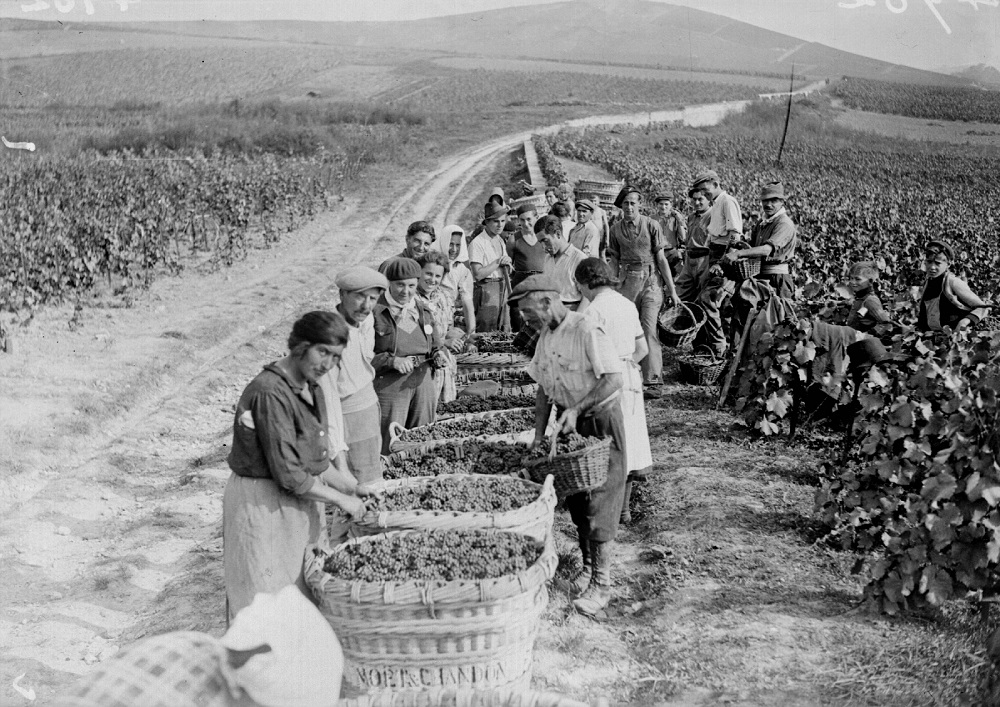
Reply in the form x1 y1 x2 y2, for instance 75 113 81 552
653 193 673 203
691 170 719 190
507 273 562 303
483 201 509 222
382 257 422 282
488 187 505 206
760 181 787 201
334 265 388 293
503 218 517 232
516 202 538 216
925 239 955 262
221 586 343 707
847 337 892 373
613 185 641 208
575 198 596 212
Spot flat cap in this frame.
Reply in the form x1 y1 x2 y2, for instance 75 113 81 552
760 181 787 201
516 202 538 216
507 273 562 303
925 239 955 262
653 193 673 203
691 170 719 190
382 257 422 282
575 198 596 212
335 265 388 293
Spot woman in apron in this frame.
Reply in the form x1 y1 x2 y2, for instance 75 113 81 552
575 258 652 524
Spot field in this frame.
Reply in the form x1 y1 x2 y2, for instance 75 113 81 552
3 21 1000 707
832 76 1000 125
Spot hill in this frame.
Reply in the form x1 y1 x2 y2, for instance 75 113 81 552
0 1 963 86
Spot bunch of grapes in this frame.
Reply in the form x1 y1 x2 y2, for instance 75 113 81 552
323 530 541 582
375 476 538 513
437 394 534 416
384 440 530 480
399 409 534 444
523 432 597 461
471 333 517 354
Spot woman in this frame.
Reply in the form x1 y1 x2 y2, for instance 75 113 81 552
224 311 368 621
372 257 447 453
417 251 464 405
435 224 476 336
575 258 652 524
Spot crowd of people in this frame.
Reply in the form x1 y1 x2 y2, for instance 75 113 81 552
219 171 991 624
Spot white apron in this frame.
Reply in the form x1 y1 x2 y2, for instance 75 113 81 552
621 357 653 472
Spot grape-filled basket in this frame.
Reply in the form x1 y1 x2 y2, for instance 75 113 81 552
523 432 611 498
388 408 535 454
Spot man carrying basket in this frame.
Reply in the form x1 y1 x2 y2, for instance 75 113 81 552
510 274 626 618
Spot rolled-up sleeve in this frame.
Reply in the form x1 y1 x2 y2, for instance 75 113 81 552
585 327 623 378
253 391 319 496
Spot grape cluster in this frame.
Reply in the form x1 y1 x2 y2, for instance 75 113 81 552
523 432 596 460
437 394 534 416
375 476 538 513
384 440 529 480
399 409 534 444
471 333 517 354
323 530 541 582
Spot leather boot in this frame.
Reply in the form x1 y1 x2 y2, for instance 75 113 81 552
620 479 633 525
555 536 591 596
573 540 612 617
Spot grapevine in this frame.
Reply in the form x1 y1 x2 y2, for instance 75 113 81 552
322 529 541 582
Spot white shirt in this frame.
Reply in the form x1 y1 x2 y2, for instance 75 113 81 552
707 190 742 246
542 244 586 304
335 313 377 413
469 233 506 281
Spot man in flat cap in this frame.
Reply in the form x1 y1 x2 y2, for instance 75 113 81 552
511 273 626 618
568 198 602 257
469 202 513 333
689 170 742 358
654 192 687 274
607 185 681 400
723 181 797 298
327 265 389 485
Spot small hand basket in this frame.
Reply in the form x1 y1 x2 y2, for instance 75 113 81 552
735 257 762 279
678 354 727 386
523 435 611 498
657 302 705 348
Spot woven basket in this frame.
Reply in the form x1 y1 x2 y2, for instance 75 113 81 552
735 257 762 279
389 408 535 453
455 352 532 385
657 302 705 348
575 179 623 201
523 437 611 498
353 475 555 542
509 194 548 212
678 354 727 386
305 531 558 694
339 688 603 707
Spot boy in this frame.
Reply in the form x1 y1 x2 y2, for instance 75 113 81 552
918 239 990 333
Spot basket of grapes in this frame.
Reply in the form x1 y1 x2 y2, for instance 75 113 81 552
522 432 611 499
338 687 608 707
383 437 531 480
304 529 557 694
353 474 555 542
389 408 535 454
455 350 532 385
437 392 536 420
470 332 518 354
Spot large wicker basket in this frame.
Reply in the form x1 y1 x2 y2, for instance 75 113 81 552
382 437 531 481
304 531 558 694
389 408 535 454
678 354 727 386
339 689 607 707
510 194 549 212
455 352 532 385
657 302 705 348
353 475 556 542
523 437 611 498
575 179 623 202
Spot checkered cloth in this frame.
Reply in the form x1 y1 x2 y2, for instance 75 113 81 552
54 632 236 707
512 320 541 359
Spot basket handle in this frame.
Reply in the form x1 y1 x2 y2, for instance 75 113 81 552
671 300 694 321
388 421 406 444
548 426 559 461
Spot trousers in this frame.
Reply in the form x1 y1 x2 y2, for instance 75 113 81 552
374 363 436 454
564 402 628 543
615 264 663 385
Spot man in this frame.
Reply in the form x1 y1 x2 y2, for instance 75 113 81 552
690 170 742 358
330 265 389 484
568 198 602 257
537 214 586 309
587 193 612 261
544 187 559 210
654 192 687 273
723 181 797 299
550 201 574 241
507 204 548 331
607 186 681 399
469 201 513 333
674 187 712 303
511 273 625 617
379 221 436 273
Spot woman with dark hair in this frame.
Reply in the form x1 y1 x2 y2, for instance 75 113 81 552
373 258 447 452
224 310 369 621
576 258 652 524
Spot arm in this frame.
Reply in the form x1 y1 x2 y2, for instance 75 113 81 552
532 385 553 447
557 373 624 434
864 295 891 324
950 276 990 327
632 333 648 364
461 291 476 336
656 248 680 305
674 212 688 247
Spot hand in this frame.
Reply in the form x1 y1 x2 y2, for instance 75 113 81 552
464 342 478 354
956 318 971 332
392 356 415 374
341 495 367 521
708 264 724 278
721 250 738 264
497 255 512 268
432 350 449 368
669 291 682 308
356 481 385 499
447 338 465 353
530 435 544 451
556 407 579 435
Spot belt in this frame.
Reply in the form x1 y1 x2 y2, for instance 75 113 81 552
621 261 654 271
687 248 710 258
760 262 790 275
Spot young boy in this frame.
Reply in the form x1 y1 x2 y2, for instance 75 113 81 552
918 239 990 332
845 261 891 333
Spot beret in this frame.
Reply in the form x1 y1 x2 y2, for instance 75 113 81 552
760 181 788 201
335 265 388 293
516 203 537 216
613 185 641 208
507 273 562 303
382 257 422 282
575 198 596 212
691 170 719 189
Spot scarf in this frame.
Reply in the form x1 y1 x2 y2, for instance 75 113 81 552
385 290 419 331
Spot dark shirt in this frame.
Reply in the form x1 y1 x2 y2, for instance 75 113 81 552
846 287 890 333
507 234 548 274
607 214 667 266
227 363 329 496
371 296 443 371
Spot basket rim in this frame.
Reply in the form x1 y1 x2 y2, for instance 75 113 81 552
392 408 534 449
657 301 704 333
521 436 611 469
305 530 557 605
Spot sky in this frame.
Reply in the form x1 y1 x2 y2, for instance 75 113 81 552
0 0 996 72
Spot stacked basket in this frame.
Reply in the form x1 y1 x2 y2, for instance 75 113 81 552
455 352 532 386
574 179 623 205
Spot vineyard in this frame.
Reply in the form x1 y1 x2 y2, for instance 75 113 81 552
539 103 1000 644
832 76 1000 125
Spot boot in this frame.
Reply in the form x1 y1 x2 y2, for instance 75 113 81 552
573 540 612 617
620 479 633 525
555 536 591 596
